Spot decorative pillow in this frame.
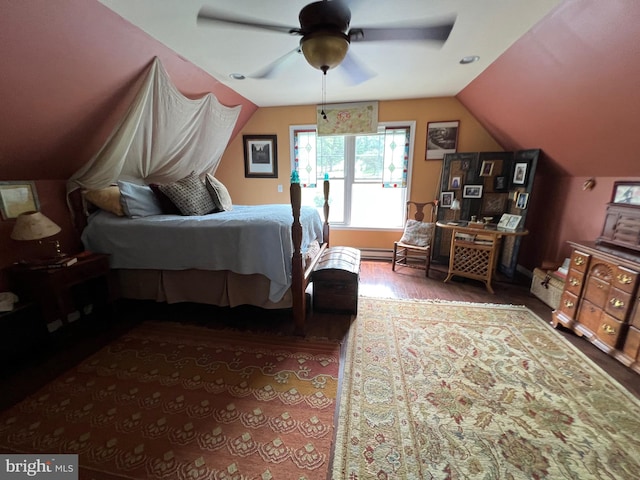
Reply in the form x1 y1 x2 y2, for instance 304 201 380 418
157 172 216 216
83 186 124 216
205 174 233 212
399 220 435 247
117 181 163 217
149 183 181 215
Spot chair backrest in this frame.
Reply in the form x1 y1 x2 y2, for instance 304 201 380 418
406 201 438 224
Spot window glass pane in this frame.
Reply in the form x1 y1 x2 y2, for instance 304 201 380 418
317 136 345 179
355 134 384 182
350 183 405 228
294 130 317 187
300 179 344 224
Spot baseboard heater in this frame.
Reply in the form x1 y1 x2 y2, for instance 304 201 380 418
358 248 393 261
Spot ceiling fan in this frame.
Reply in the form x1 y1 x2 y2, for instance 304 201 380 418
197 0 456 84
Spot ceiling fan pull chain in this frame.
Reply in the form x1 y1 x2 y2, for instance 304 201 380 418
321 72 328 120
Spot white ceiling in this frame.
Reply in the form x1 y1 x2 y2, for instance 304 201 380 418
99 0 562 107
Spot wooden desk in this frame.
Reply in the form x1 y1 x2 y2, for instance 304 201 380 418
436 221 529 293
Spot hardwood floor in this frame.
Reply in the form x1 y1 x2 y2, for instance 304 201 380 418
1 260 638 413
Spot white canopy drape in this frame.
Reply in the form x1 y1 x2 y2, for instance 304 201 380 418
67 57 242 193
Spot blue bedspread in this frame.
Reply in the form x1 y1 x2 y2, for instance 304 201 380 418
81 204 324 302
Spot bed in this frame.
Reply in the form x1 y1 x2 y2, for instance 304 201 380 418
65 57 329 334
69 179 330 335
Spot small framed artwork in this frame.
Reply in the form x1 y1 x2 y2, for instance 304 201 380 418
512 162 529 185
493 175 508 192
516 192 529 209
450 176 461 189
243 134 278 178
481 192 507 215
480 160 494 177
498 213 522 230
463 184 483 199
426 120 459 160
611 181 640 206
0 181 40 220
440 191 454 208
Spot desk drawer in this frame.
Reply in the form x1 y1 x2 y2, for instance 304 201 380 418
557 291 579 320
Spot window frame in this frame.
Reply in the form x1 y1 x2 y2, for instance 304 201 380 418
289 121 416 230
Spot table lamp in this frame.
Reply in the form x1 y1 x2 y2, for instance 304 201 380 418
11 211 63 259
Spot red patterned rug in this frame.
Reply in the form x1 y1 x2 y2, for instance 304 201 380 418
0 321 341 479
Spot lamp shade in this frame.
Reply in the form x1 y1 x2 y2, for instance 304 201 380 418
11 211 61 241
301 32 349 72
450 198 461 211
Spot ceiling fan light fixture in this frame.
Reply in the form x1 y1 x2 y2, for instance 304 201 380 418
301 32 349 73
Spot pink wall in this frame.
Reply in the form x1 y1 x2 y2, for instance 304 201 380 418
0 0 257 289
458 0 640 268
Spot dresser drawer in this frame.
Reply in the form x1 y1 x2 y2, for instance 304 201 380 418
596 313 626 349
622 326 640 362
570 249 590 274
577 299 602 334
583 276 610 307
604 287 633 321
565 269 585 297
630 297 640 328
612 266 638 294
557 291 579 320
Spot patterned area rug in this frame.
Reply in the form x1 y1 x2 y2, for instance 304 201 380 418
332 297 640 479
0 322 340 480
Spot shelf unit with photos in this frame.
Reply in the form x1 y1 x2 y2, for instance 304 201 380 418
432 149 539 278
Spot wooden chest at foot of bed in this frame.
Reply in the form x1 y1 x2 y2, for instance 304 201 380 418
312 247 361 315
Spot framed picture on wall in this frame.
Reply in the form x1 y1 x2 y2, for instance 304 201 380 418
440 191 454 207
425 120 459 160
450 176 461 189
243 134 278 178
0 181 40 219
481 192 507 215
612 181 640 205
480 160 494 177
516 192 529 209
463 184 483 199
512 161 529 185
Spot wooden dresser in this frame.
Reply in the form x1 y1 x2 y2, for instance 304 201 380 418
552 241 640 374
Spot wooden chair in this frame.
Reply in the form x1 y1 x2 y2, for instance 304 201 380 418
392 201 438 276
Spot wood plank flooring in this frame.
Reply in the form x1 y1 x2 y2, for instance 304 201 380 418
1 260 638 414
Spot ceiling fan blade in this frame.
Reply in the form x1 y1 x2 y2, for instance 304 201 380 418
197 7 300 35
249 47 302 79
350 18 456 44
339 51 376 85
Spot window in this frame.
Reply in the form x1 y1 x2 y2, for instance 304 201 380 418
290 122 414 229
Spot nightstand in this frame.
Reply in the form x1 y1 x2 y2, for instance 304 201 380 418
10 252 114 332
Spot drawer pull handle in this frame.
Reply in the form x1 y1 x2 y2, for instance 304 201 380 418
609 298 625 309
563 300 574 308
617 273 633 285
569 278 581 287
574 257 585 266
601 324 616 335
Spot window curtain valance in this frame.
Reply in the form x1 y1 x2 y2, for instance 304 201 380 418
316 101 378 137
67 57 242 196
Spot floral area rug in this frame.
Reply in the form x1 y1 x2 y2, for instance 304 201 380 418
0 321 340 480
332 297 640 479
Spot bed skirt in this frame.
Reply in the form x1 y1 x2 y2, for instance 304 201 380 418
115 269 293 309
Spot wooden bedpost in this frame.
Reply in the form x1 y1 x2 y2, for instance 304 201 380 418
323 177 330 246
290 176 305 335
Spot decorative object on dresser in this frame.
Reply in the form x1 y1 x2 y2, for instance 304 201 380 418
597 180 640 252
312 246 361 314
552 241 640 374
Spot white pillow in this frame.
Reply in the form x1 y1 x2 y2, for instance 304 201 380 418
399 220 434 247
